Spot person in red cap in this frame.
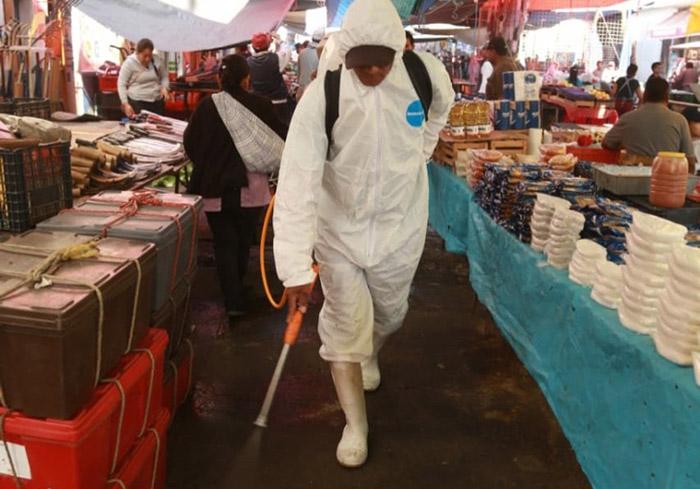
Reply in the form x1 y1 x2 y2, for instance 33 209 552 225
248 32 292 124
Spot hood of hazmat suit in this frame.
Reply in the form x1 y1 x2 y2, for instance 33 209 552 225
274 0 454 289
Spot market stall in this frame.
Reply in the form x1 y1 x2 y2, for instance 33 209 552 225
428 161 700 489
541 85 618 128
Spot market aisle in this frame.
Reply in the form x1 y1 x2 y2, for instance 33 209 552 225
167 233 591 489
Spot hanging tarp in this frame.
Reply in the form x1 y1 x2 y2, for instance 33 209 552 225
327 0 420 26
651 8 691 38
75 0 295 52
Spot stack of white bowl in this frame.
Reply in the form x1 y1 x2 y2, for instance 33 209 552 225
545 207 585 269
618 212 687 335
530 194 570 252
654 245 700 366
569 239 608 287
590 261 624 309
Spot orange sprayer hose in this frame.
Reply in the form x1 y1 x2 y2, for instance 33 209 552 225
260 194 287 310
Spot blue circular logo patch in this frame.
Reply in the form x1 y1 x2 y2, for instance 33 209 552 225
406 100 425 128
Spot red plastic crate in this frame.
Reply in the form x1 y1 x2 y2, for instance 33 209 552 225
106 408 169 489
163 339 194 417
0 329 168 489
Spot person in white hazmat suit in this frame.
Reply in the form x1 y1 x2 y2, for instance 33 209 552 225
273 0 454 468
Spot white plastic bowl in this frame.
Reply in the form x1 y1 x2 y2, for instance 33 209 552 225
547 256 571 269
575 240 607 260
619 302 657 335
653 330 692 366
657 318 698 349
626 228 680 256
664 281 700 315
626 232 675 264
621 293 660 318
670 245 700 274
596 261 622 280
591 288 621 309
536 193 571 210
667 262 696 289
621 285 661 310
658 296 700 332
624 253 669 278
623 263 667 290
631 211 688 244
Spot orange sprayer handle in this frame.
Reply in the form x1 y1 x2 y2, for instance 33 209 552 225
283 266 319 346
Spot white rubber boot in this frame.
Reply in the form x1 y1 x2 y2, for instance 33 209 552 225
361 333 388 392
330 362 368 468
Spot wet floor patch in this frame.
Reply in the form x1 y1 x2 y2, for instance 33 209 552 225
167 231 591 489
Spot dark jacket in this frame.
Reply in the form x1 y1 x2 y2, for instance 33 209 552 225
184 87 288 200
247 52 288 101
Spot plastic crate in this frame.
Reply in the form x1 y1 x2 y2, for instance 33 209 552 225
13 98 51 119
98 74 119 93
0 141 72 232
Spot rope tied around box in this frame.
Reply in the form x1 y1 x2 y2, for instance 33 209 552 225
106 426 162 489
62 189 199 292
0 238 145 408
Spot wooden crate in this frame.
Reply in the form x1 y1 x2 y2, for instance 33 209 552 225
435 139 489 166
490 138 528 156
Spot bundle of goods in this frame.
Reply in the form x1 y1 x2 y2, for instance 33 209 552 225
460 149 505 187
548 153 577 173
510 181 560 242
70 141 147 196
539 143 567 163
447 100 492 136
551 126 607 145
131 110 188 144
619 212 687 336
570 196 633 262
543 207 586 269
590 261 624 309
493 100 540 130
474 163 543 225
0 117 72 232
569 239 607 286
653 246 700 366
557 175 596 201
529 193 570 251
38 190 203 359
687 226 700 247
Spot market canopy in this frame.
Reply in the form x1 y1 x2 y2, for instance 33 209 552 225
75 0 295 52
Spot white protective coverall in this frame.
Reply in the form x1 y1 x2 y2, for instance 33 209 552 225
273 0 454 364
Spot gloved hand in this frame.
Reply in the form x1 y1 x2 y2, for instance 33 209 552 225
286 284 312 323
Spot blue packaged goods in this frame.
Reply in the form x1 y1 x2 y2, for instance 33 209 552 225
527 101 541 128
496 100 511 130
502 72 515 100
512 101 526 129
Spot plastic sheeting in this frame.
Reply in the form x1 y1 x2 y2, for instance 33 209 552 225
76 0 295 52
428 162 700 489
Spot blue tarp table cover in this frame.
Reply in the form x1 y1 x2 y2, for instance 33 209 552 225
427 161 700 489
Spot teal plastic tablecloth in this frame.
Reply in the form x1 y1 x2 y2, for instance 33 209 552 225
428 162 700 489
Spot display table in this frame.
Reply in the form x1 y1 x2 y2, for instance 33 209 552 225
428 162 700 489
434 130 529 166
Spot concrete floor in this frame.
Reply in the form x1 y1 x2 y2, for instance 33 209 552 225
167 233 591 489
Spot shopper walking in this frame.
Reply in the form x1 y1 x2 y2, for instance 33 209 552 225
273 0 453 469
297 30 323 99
612 64 643 116
118 38 170 117
184 54 287 319
248 33 292 124
646 61 664 85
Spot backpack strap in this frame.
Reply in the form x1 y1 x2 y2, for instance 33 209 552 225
402 50 432 122
323 52 434 147
324 67 341 147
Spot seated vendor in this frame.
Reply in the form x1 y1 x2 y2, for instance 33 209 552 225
603 77 696 170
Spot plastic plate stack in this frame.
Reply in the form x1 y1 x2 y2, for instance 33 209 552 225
569 239 608 286
619 212 687 335
591 261 624 309
530 193 570 252
654 245 700 366
545 207 586 269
